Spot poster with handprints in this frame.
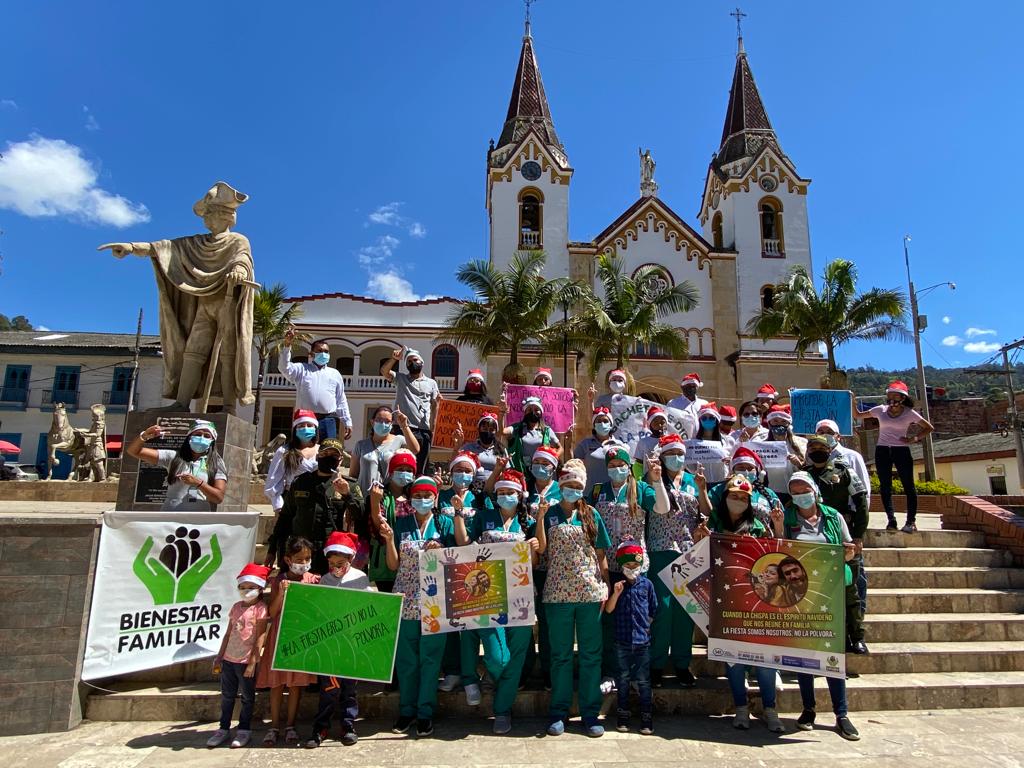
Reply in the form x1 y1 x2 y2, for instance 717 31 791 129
417 541 535 635
657 537 711 635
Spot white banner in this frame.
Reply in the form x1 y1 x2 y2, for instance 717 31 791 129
657 537 711 635
744 440 790 469
82 511 259 681
418 541 535 635
607 395 696 456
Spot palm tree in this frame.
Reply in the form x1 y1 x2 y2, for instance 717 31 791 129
746 259 909 385
565 254 700 376
436 251 589 383
252 283 307 431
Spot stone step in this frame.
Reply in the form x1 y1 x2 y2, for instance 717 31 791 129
84 670 1024 721
863 612 1024 642
864 529 987 548
868 587 1024 614
865 547 1012 567
866 566 1024 590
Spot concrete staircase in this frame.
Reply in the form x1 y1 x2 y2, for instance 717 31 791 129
85 512 1024 720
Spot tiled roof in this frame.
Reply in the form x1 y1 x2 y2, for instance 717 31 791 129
714 49 780 168
0 331 161 355
495 29 563 153
904 431 1019 463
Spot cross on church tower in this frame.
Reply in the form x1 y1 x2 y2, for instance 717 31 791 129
730 7 747 51
524 0 537 35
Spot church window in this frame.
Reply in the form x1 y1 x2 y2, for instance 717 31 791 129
759 197 785 257
761 285 775 310
519 188 543 250
711 212 724 249
431 344 459 386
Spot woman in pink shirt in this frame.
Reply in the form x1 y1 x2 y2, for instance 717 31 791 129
854 381 934 533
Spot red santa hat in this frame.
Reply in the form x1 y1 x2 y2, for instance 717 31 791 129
495 469 526 495
646 405 666 426
698 401 720 421
449 451 480 472
680 372 703 388
466 369 485 383
730 445 764 471
886 380 910 397
756 383 779 400
324 531 360 556
292 409 319 429
591 406 611 423
409 476 439 497
766 404 792 425
608 369 627 381
237 563 270 588
478 411 499 427
615 541 644 566
658 433 686 454
718 404 737 423
532 445 560 467
387 449 418 475
533 367 553 382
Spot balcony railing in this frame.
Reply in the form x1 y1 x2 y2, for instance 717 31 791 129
762 238 784 257
262 373 458 392
103 389 134 408
519 230 541 249
0 388 28 408
42 389 80 408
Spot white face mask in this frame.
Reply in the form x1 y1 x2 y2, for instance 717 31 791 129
289 562 311 576
623 568 639 582
609 380 626 393
239 588 261 603
725 497 748 516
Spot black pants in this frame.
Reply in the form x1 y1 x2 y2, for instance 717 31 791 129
312 675 358 736
875 445 917 523
845 557 865 643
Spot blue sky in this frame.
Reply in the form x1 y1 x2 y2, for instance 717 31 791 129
1 1 1020 371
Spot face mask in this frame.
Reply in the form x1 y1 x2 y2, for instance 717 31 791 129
819 434 838 449
740 470 758 484
700 417 718 431
289 562 311 576
373 420 392 436
623 567 638 582
296 426 317 442
393 470 414 487
313 351 330 366
408 361 422 375
189 435 212 454
452 471 473 487
466 382 483 393
317 455 340 473
412 497 434 513
561 488 584 503
792 492 817 509
742 415 761 429
650 426 664 437
808 451 831 465
769 425 788 436
609 380 626 393
594 421 612 436
239 588 260 603
497 493 519 510
478 431 495 445
524 411 540 426
531 464 552 480
608 466 630 484
725 497 749 516
330 563 350 578
663 454 686 472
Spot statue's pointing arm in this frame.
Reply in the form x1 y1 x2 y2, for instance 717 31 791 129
98 241 155 258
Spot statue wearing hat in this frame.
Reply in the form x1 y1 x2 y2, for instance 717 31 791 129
99 182 256 414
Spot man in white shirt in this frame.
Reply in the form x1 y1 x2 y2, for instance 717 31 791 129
279 329 352 441
667 372 707 419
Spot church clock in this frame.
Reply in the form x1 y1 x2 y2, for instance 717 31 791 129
521 161 542 181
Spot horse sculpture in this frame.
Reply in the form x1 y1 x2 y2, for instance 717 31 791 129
47 403 107 481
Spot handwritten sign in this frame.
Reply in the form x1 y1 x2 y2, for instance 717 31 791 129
433 399 494 450
744 440 790 469
608 395 696 456
272 583 402 683
504 385 576 433
790 389 854 435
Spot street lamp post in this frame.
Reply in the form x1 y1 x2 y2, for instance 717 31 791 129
903 235 937 481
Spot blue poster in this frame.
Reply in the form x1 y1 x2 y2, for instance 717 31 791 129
789 389 853 435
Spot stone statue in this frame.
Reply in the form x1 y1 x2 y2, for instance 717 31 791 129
253 433 288 476
639 147 658 198
79 404 108 482
98 182 257 414
47 403 107 481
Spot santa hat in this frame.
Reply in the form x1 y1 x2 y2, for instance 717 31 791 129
766 404 792 425
756 383 779 400
292 409 319 429
592 406 611 424
815 418 840 435
324 531 359 556
388 449 417 475
495 469 526 495
615 541 644 567
719 404 738 423
522 395 544 413
449 451 480 472
608 369 627 381
478 411 499 427
724 474 754 497
237 563 270 588
534 367 553 381
409 476 438 497
188 419 218 440
698 402 720 421
680 372 703 388
558 458 588 488
466 369 485 383
647 405 666 426
605 445 632 465
532 445 560 467
658 433 686 454
730 445 764 471
886 380 910 397
403 348 423 363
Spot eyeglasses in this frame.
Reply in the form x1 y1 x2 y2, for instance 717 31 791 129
886 399 903 405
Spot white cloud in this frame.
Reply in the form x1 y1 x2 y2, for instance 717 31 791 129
965 327 996 338
0 136 149 227
0 99 17 111
963 341 1000 354
367 201 426 238
35 325 50 331
356 234 400 267
408 221 427 238
367 270 424 302
83 106 100 131
941 335 962 347
942 316 951 325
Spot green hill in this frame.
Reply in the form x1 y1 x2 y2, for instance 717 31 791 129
845 364 1024 402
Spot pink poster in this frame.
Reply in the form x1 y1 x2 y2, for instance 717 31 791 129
504 384 577 433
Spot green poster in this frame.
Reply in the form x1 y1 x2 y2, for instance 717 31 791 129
271 583 402 683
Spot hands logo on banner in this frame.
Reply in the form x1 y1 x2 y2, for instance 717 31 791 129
133 526 223 605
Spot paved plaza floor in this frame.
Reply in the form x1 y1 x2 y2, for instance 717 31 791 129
1 708 1021 768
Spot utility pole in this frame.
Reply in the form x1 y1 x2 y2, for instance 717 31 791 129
1001 339 1024 490
904 236 936 480
120 308 143 451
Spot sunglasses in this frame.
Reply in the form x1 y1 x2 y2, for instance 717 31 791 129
887 399 903 405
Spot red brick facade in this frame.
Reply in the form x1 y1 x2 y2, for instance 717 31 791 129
941 495 1024 565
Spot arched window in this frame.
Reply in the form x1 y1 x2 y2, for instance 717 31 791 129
759 197 785 257
431 344 459 386
761 285 775 310
519 188 543 250
711 211 724 249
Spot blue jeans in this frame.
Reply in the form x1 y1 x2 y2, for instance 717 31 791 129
316 414 339 440
797 673 848 717
615 643 652 712
219 661 256 730
725 663 776 708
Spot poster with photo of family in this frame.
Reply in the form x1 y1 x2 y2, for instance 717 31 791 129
418 541 535 635
707 534 847 679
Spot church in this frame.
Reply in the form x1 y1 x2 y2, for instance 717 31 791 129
256 20 825 445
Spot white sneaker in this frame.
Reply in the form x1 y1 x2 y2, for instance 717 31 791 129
775 671 785 692
230 729 251 749
599 677 617 695
762 707 785 733
733 706 750 730
206 729 229 748
465 682 482 706
438 674 460 692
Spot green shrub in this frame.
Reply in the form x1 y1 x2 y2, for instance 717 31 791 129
868 474 968 496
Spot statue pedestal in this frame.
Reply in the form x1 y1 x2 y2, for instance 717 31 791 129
115 412 255 512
